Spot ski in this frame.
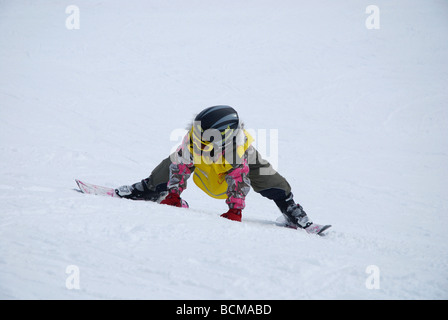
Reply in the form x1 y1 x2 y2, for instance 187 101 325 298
74 179 188 207
304 223 332 236
275 216 332 236
75 179 118 197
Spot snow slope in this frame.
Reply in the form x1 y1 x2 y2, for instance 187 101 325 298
1 0 447 299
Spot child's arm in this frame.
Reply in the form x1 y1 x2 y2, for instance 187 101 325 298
160 133 195 206
220 155 250 221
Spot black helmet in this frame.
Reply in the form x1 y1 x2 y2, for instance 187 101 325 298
191 105 240 152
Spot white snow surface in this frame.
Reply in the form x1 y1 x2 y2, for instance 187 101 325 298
1 0 448 300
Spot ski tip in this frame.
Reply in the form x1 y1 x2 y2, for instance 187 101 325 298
317 224 332 236
74 179 83 193
75 179 89 194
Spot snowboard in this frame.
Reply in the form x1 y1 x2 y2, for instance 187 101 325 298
75 179 331 235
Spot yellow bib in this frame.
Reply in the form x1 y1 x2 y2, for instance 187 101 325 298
191 130 254 199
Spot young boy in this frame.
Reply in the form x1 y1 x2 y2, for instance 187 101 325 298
115 105 318 231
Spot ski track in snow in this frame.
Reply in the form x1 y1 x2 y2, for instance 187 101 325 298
1 0 448 299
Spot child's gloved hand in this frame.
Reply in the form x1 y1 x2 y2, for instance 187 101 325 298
220 208 242 222
160 191 182 207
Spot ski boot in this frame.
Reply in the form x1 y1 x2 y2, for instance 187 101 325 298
275 193 313 229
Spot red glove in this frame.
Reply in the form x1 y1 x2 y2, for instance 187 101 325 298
220 208 242 222
160 191 182 207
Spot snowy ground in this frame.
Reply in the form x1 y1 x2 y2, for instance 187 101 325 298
1 0 447 299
